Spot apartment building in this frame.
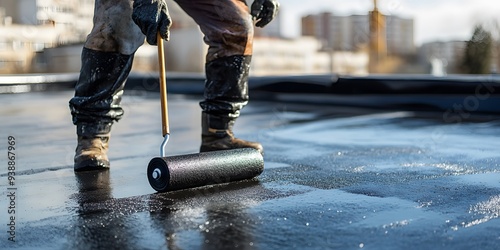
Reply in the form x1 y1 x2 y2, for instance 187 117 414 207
2 0 351 75
302 12 415 56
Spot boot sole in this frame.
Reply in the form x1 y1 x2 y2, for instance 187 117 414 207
74 158 110 172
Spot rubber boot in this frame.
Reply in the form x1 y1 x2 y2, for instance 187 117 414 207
74 133 110 171
69 48 134 171
200 112 263 155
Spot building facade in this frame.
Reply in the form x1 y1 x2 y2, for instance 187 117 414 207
302 12 415 56
0 0 94 41
0 0 94 73
386 15 415 56
0 0 291 74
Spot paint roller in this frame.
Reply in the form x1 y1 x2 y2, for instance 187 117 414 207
147 34 264 192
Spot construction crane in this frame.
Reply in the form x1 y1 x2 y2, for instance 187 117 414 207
369 0 387 73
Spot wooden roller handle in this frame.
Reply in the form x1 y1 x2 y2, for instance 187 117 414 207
157 33 170 137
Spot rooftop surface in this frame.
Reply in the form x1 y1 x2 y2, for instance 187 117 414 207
1 82 500 249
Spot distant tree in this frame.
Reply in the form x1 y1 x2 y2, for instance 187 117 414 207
461 25 493 74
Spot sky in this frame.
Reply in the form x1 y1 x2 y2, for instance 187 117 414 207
280 0 500 45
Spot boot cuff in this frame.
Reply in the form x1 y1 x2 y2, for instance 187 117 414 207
202 112 235 130
77 123 112 137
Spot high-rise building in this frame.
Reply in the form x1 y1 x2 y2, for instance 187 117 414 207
345 15 369 51
301 12 415 56
302 12 334 48
386 15 415 55
166 0 282 38
301 15 316 37
0 0 285 73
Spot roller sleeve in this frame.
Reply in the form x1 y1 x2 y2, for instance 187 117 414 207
148 148 264 192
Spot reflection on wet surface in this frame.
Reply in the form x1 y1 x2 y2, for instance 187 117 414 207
1 90 500 249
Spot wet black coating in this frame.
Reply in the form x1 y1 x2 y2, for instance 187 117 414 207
148 148 264 192
3 90 500 249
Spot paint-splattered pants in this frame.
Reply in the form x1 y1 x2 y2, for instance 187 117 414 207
69 0 254 136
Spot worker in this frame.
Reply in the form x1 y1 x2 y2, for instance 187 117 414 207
69 0 279 171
